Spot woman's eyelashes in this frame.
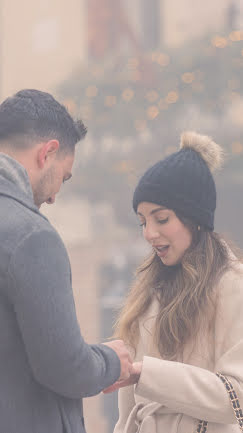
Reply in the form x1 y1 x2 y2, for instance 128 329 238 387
157 217 169 225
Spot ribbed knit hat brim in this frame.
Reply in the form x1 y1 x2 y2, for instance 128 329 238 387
133 181 215 230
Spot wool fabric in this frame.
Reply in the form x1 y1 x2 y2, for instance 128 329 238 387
133 145 217 231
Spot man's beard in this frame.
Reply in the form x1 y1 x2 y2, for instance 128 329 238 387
33 166 55 208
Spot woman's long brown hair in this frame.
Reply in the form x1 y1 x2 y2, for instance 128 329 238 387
113 220 232 360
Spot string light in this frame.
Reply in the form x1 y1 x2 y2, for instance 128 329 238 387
165 91 179 104
229 31 243 42
156 53 170 66
122 88 134 102
182 72 195 84
147 106 159 119
211 36 228 48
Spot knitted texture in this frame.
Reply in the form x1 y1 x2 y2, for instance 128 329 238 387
133 147 216 231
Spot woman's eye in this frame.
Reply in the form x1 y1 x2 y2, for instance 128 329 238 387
139 221 145 227
157 218 169 224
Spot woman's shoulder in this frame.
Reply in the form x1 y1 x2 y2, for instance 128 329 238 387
216 259 243 301
214 260 243 341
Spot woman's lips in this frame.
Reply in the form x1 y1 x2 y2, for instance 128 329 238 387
154 245 169 258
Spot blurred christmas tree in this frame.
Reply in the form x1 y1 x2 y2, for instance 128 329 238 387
58 30 243 230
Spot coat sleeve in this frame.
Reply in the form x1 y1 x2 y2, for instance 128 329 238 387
114 385 136 433
135 266 243 424
7 228 121 399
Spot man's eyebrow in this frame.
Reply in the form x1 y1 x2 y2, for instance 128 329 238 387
137 206 167 217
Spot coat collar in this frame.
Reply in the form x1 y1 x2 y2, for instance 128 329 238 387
0 152 48 221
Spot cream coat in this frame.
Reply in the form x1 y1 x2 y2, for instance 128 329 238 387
114 262 243 433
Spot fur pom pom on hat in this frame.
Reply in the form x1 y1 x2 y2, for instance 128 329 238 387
180 131 224 172
133 131 224 231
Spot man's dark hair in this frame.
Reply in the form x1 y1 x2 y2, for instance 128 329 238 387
0 89 87 153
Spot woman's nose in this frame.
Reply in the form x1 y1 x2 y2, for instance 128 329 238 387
143 222 160 243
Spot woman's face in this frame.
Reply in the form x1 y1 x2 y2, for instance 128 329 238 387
137 202 193 266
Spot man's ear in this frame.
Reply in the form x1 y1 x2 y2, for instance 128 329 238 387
37 140 60 169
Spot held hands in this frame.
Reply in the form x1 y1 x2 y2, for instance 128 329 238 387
103 340 133 381
103 361 142 394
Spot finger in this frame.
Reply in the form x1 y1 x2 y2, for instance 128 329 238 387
129 363 136 374
120 368 131 381
103 382 121 393
103 385 117 394
103 376 136 394
127 353 133 364
103 378 124 392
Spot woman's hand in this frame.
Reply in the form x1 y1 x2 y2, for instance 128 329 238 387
103 361 142 393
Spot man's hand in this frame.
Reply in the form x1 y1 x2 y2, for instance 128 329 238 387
103 340 133 381
103 361 142 394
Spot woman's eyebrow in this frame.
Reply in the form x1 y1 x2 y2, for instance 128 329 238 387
150 207 167 216
137 207 167 217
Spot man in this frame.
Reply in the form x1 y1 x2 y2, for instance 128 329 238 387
0 89 132 433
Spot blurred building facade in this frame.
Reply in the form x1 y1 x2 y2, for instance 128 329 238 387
0 0 240 98
0 0 86 98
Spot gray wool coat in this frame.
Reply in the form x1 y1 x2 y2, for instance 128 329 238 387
0 153 121 433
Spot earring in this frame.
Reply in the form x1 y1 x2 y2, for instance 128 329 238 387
197 225 201 231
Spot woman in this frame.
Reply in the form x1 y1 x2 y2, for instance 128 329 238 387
105 132 243 432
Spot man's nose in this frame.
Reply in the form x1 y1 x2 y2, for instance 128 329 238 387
46 195 56 205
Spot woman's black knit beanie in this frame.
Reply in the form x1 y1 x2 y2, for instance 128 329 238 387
133 131 224 231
